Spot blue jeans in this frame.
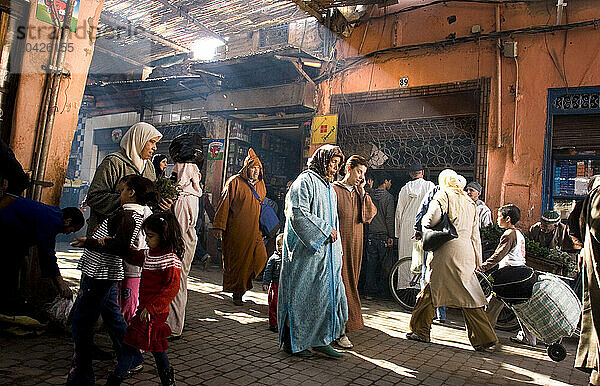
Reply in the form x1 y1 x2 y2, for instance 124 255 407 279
363 235 389 297
420 253 446 321
114 344 168 378
67 275 128 386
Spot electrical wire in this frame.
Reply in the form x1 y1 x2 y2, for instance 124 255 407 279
60 76 71 114
353 0 528 24
315 18 600 84
367 8 387 95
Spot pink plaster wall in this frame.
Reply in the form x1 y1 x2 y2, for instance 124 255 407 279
319 0 600 227
10 0 103 205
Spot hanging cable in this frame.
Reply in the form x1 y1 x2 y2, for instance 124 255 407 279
315 18 600 84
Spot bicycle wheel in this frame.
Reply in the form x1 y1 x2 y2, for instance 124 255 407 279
476 270 520 331
389 257 421 311
495 306 520 331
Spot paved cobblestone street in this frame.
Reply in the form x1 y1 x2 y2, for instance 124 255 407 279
0 249 588 385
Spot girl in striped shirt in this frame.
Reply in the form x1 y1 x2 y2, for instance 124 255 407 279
67 175 157 386
107 212 183 386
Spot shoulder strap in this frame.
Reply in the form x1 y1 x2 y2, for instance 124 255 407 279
437 190 451 214
244 178 262 203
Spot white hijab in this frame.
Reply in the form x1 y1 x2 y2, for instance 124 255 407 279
120 122 162 173
438 169 469 197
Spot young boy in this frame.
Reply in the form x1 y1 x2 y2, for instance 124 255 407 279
479 204 536 346
262 234 283 332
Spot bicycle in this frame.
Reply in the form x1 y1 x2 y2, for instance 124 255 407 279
388 258 520 331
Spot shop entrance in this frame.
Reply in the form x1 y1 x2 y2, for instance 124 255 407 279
225 121 306 218
543 86 600 217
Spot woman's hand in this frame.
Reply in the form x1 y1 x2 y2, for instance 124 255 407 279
140 308 151 323
70 237 86 247
213 229 223 241
262 284 269 291
158 198 173 211
330 228 338 242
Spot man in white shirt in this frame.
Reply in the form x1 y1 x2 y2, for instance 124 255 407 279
395 163 435 261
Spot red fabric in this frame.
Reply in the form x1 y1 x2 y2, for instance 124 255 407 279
124 312 171 352
123 250 181 352
268 282 279 327
140 266 180 316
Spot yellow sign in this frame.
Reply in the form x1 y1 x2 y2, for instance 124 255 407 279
311 114 338 144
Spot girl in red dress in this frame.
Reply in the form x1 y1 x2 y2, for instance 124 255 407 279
107 212 184 386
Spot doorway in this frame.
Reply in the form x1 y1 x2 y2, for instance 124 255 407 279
330 79 490 197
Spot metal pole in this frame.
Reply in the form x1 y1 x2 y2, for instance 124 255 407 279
556 0 567 25
29 14 63 199
495 3 502 148
33 0 74 201
221 120 231 191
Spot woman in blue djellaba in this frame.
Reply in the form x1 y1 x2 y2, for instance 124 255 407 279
278 144 348 358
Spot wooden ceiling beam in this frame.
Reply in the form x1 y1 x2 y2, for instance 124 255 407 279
100 11 190 54
94 45 145 67
289 0 325 22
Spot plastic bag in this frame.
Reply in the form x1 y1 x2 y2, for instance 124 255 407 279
47 294 75 328
169 132 205 169
411 239 424 274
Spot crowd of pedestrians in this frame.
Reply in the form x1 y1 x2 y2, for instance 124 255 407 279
3 123 600 385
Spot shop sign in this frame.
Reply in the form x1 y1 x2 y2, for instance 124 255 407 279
110 129 122 143
36 0 80 32
208 139 225 160
311 114 338 145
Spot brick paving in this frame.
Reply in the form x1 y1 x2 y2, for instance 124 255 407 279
0 248 589 385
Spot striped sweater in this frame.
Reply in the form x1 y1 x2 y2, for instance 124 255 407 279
78 204 145 281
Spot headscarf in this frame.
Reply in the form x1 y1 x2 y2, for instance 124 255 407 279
152 154 168 178
120 122 163 173
438 169 469 197
239 148 263 181
307 144 344 181
457 174 467 189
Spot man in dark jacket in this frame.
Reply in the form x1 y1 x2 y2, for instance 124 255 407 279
0 197 84 312
362 174 395 299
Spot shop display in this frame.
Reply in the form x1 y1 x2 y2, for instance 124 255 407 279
552 157 598 199
551 150 600 217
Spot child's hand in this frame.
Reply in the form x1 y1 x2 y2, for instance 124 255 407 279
70 237 86 247
97 236 113 246
262 284 269 291
140 308 151 323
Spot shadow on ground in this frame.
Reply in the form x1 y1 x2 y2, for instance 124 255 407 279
0 250 588 385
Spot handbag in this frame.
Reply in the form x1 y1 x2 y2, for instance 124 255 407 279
246 180 280 238
422 191 458 252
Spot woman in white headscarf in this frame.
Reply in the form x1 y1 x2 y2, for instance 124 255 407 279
406 169 498 351
85 122 162 325
86 122 162 235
